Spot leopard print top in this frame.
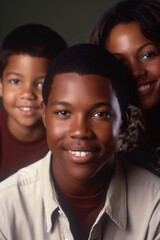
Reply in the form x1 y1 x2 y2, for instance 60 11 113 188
117 105 160 176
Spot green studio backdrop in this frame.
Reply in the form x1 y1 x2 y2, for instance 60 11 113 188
0 0 120 108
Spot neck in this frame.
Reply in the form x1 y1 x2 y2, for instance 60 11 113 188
141 103 160 147
52 157 114 198
56 179 107 240
52 159 113 240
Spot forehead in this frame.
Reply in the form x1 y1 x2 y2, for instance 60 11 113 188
106 22 150 50
6 54 50 66
48 72 116 103
3 54 50 76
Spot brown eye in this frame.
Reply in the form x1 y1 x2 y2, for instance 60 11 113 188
92 111 113 119
140 52 156 62
55 110 71 116
9 79 21 85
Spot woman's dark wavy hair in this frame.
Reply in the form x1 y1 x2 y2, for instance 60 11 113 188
0 23 68 78
89 0 160 49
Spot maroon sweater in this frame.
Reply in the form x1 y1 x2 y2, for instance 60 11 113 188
0 109 49 181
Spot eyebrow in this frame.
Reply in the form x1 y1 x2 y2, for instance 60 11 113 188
91 102 112 108
137 43 156 53
51 101 71 106
113 43 155 56
6 72 46 80
6 72 23 77
51 101 112 108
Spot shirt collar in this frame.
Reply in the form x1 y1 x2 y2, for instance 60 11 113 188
41 151 59 232
41 152 127 232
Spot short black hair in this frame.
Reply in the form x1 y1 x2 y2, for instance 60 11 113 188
42 43 135 113
0 23 68 77
89 0 160 49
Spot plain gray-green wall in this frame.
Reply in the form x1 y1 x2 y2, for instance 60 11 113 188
0 0 120 46
0 0 120 107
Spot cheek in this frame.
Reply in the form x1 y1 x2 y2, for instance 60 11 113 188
147 60 160 76
151 68 160 76
97 123 117 143
2 83 19 99
98 122 120 152
2 90 16 105
46 119 66 146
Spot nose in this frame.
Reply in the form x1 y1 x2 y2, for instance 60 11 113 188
128 60 147 79
20 84 36 100
69 115 93 140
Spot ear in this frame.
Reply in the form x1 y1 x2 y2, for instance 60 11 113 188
120 107 131 134
41 101 47 128
0 79 3 97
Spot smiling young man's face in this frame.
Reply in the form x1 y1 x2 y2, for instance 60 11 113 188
42 72 121 183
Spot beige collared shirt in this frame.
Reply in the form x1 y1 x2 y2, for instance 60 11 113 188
0 151 160 240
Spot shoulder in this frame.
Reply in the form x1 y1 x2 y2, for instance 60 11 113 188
0 152 56 238
0 151 51 197
121 157 160 192
0 159 42 193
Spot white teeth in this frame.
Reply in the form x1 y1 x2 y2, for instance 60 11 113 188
138 84 150 92
69 150 92 157
20 107 33 111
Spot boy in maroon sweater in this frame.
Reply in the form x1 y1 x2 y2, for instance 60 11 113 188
0 23 67 180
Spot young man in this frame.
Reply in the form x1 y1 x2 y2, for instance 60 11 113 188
0 44 160 240
0 23 67 180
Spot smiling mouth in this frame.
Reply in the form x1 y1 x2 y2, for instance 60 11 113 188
137 81 156 95
19 106 39 112
19 107 36 111
18 106 39 116
138 84 150 92
68 150 92 157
